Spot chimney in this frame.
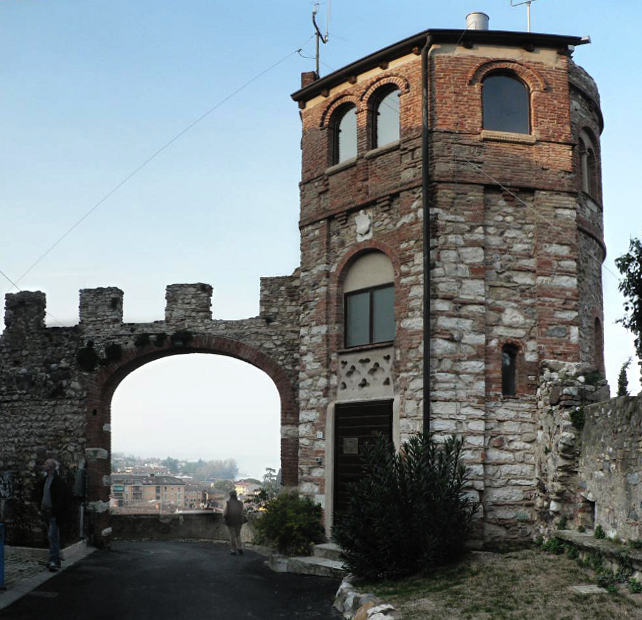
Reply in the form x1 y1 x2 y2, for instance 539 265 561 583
466 12 489 30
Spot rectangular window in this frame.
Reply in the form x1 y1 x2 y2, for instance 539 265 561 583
345 284 394 347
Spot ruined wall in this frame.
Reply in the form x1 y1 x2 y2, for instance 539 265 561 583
0 279 299 546
579 396 642 541
534 361 609 535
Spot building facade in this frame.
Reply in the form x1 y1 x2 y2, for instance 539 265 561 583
0 19 606 547
291 22 604 541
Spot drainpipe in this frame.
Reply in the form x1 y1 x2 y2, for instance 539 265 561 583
422 34 433 435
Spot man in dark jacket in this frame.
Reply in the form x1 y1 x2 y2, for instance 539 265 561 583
40 458 69 571
223 490 245 555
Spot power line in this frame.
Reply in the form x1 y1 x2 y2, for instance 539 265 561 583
12 46 306 286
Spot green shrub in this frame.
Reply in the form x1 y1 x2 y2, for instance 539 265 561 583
542 538 564 555
628 578 642 593
597 569 618 593
595 524 606 539
577 524 586 533
332 433 478 581
567 545 579 560
570 406 585 430
557 516 568 530
254 490 325 556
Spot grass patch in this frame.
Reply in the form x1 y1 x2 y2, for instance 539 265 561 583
367 548 641 619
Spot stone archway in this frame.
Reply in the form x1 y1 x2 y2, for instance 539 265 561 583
0 280 300 547
84 335 298 545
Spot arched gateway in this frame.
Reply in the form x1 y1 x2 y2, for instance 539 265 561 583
0 280 299 546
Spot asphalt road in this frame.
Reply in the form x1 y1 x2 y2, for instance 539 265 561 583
1 541 343 619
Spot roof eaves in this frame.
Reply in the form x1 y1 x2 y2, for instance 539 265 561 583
291 29 588 103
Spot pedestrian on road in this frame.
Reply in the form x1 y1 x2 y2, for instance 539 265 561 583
40 458 70 572
223 490 246 556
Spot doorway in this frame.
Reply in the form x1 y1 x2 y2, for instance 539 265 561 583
333 400 393 519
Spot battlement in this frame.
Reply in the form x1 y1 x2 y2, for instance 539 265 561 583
4 291 46 332
165 283 213 324
80 287 124 326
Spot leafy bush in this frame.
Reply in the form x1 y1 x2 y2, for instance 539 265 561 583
254 490 325 556
557 516 568 530
628 578 642 593
594 524 606 539
542 538 564 555
332 433 478 581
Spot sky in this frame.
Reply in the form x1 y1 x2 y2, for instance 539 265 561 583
1 1 640 478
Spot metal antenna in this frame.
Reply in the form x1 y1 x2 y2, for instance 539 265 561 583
511 0 538 33
312 2 329 76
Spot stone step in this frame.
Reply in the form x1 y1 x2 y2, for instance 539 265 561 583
285 555 346 579
313 542 343 562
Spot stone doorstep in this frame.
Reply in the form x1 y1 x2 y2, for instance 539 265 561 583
313 542 343 562
285 555 346 579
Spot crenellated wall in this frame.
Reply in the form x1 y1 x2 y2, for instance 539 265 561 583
0 278 299 547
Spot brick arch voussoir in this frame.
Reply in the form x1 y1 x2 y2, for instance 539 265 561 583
320 94 362 129
83 333 299 522
468 60 547 93
333 240 402 291
360 74 410 103
330 240 401 329
89 334 297 429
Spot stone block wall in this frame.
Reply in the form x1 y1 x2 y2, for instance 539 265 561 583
0 280 299 547
534 361 609 534
579 396 642 541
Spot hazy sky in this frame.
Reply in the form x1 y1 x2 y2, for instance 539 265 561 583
1 1 640 478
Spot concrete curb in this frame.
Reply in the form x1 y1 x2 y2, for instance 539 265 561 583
0 540 96 611
333 575 401 619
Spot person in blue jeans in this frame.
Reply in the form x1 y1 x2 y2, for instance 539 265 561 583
40 459 69 571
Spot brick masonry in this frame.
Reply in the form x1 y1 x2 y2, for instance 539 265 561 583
1 28 609 547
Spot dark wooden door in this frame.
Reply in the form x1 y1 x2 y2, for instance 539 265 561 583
333 400 392 518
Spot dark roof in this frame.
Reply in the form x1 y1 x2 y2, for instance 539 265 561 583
291 28 589 102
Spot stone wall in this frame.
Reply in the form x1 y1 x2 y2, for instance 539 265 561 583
111 511 256 543
0 280 299 546
534 361 609 534
579 395 642 541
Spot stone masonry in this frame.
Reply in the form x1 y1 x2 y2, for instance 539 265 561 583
1 24 609 548
0 280 299 547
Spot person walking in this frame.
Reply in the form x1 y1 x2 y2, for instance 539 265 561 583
40 458 69 571
223 490 246 556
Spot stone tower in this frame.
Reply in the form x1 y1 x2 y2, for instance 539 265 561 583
291 21 604 542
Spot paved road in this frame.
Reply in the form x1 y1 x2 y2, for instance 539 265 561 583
1 541 342 619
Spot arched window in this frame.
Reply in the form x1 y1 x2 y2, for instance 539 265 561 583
371 87 400 148
579 130 599 200
331 104 357 165
501 343 518 396
482 73 530 134
343 251 395 348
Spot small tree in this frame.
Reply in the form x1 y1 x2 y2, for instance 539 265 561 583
615 238 642 384
332 433 478 581
617 358 631 396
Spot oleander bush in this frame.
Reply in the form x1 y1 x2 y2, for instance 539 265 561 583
333 433 478 580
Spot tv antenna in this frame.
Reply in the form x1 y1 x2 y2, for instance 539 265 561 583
511 0 538 33
312 1 330 76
